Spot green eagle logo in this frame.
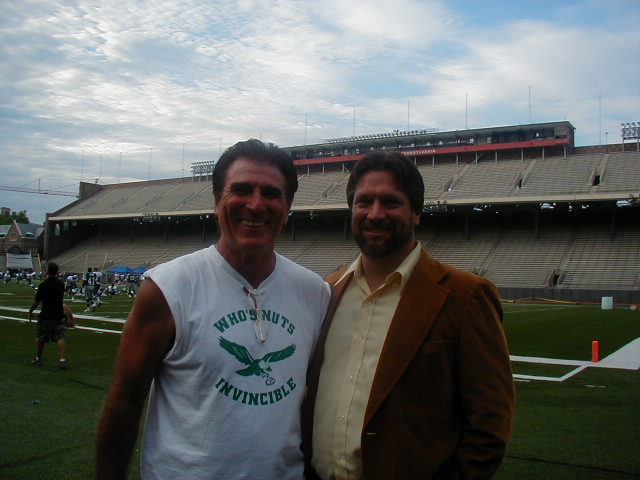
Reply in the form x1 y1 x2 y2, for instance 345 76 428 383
219 336 296 385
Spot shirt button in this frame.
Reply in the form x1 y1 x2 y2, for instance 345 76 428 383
355 337 362 343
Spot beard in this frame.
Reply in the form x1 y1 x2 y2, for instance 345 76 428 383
353 219 414 259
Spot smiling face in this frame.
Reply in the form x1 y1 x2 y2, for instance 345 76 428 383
215 156 289 264
351 170 420 261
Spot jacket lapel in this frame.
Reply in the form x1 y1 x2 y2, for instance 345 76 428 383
364 250 449 427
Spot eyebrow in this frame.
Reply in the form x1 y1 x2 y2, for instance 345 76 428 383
229 181 283 195
355 192 404 202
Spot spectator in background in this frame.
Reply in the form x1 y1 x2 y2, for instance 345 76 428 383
28 262 74 369
94 267 103 291
83 267 97 312
105 281 118 297
126 271 138 297
65 273 76 297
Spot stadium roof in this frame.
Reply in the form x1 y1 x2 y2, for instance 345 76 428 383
47 121 639 222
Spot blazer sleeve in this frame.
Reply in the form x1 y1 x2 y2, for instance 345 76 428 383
453 278 515 479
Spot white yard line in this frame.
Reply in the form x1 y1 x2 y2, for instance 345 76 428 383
505 304 582 314
596 337 640 370
0 314 122 334
0 306 125 324
3 307 638 381
511 356 590 366
513 365 590 383
511 338 639 381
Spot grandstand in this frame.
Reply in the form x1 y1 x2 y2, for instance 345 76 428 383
43 121 640 303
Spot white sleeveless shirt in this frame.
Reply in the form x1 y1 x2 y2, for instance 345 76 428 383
142 246 330 480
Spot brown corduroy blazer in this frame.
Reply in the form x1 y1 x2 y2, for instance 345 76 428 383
303 249 515 480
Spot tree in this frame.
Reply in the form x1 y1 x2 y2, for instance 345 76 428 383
0 210 30 225
11 210 30 223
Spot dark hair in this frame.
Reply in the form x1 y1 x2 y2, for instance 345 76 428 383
47 262 59 276
212 139 298 206
346 151 424 214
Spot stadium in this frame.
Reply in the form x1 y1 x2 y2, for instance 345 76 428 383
42 120 639 304
2 120 639 479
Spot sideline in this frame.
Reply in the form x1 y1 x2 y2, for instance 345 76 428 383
0 315 122 334
0 306 125 334
0 306 125 324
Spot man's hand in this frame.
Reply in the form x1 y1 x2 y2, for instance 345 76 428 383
29 300 39 322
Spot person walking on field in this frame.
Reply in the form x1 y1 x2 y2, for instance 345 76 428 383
29 262 75 369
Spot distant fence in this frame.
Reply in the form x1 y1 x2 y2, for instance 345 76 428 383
499 287 639 305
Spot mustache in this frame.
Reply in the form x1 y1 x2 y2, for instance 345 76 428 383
359 218 393 231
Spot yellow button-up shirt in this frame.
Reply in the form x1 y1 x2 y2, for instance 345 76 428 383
312 243 422 480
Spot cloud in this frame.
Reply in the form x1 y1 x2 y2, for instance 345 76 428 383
0 0 637 224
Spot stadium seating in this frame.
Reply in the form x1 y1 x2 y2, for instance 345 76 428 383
513 153 602 196
418 224 499 274
561 222 640 289
444 158 525 199
482 225 572 287
48 150 640 300
417 162 463 199
295 171 349 207
596 152 640 192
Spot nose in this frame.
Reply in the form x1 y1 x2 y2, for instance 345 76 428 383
367 199 385 221
246 189 266 212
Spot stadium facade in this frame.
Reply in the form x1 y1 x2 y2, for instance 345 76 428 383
44 121 640 303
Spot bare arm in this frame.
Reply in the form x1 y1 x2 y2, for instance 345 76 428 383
28 299 39 322
63 303 75 328
96 279 175 480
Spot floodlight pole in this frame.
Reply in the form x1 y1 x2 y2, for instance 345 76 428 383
465 93 468 129
528 86 532 124
148 148 152 181
598 95 602 145
407 100 410 131
353 106 356 136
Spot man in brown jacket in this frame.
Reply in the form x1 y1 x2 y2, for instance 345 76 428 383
304 151 515 479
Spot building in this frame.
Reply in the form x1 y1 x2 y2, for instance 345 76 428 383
43 121 640 302
0 216 44 272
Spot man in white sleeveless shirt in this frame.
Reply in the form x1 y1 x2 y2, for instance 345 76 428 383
97 140 331 480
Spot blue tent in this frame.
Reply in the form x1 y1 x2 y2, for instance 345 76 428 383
107 265 133 273
132 266 147 274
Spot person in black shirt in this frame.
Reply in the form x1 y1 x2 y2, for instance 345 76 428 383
29 262 73 369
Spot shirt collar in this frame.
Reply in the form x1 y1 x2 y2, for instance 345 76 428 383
336 241 422 291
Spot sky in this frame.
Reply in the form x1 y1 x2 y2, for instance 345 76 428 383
1 0 638 225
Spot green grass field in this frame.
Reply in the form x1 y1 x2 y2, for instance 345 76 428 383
0 281 638 479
